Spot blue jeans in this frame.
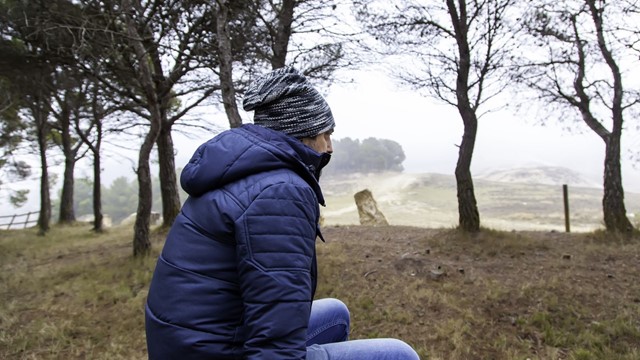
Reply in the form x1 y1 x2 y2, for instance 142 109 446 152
306 298 420 360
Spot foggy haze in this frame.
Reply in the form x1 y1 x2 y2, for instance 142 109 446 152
166 70 639 192
4 70 640 217
76 70 640 194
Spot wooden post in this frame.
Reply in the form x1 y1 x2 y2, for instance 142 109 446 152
8 214 16 230
24 212 32 229
563 184 570 233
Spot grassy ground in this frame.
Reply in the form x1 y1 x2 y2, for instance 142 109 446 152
320 226 640 360
1 224 639 359
0 225 159 359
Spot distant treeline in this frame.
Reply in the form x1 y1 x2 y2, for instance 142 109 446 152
324 137 405 175
53 177 176 225
56 137 404 223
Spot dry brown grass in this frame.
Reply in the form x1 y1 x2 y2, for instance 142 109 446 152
0 225 162 360
1 224 639 359
318 226 640 360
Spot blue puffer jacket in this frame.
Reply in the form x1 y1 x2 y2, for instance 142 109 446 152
145 124 328 359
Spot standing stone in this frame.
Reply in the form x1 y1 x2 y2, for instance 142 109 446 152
354 189 389 226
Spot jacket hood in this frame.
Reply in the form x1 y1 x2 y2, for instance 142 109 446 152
180 124 326 205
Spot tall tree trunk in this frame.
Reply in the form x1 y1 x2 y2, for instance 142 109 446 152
455 112 480 232
92 141 103 232
38 158 51 235
122 0 160 257
36 113 51 235
133 123 158 257
216 0 243 128
91 112 104 233
58 97 76 224
156 125 181 227
271 0 295 69
79 86 105 233
58 153 76 224
585 0 634 232
449 0 480 232
602 134 633 232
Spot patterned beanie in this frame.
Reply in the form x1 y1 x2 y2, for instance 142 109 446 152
242 67 335 139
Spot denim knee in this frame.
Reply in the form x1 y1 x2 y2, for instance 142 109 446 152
307 298 350 344
326 298 350 328
308 338 421 360
386 338 420 359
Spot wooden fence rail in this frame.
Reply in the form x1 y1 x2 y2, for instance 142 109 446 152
0 211 39 230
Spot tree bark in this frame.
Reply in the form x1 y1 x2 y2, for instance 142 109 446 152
76 85 105 233
216 0 243 128
133 123 158 257
455 112 480 232
156 125 181 227
58 114 75 225
35 108 51 235
92 110 104 233
57 93 77 224
122 0 160 256
602 135 633 232
584 0 633 232
58 152 76 224
92 147 103 232
91 102 104 233
270 0 295 69
448 0 480 232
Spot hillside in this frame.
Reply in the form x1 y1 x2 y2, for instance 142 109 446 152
1 168 639 359
320 167 640 232
475 166 601 188
1 223 639 359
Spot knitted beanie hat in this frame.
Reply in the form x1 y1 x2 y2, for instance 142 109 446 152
242 67 335 139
